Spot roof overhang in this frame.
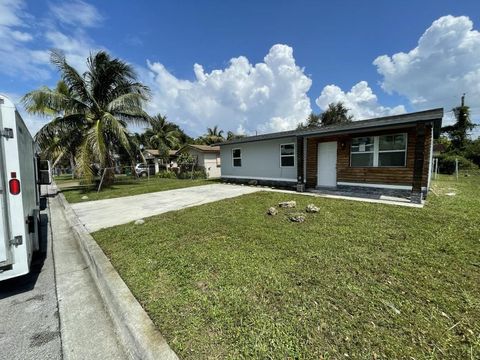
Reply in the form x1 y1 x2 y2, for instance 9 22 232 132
217 108 444 146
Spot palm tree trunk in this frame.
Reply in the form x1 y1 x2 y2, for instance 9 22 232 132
69 154 75 179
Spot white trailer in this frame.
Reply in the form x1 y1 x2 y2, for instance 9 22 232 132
0 94 50 281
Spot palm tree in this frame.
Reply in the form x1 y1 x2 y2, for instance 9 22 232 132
226 131 245 140
144 115 180 150
202 125 224 145
320 102 353 126
28 80 86 178
23 50 150 187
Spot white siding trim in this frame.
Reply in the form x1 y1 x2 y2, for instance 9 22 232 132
222 175 297 182
337 182 412 190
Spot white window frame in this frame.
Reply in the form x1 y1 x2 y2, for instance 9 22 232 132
350 136 375 167
280 143 296 168
232 148 242 167
350 133 407 168
378 133 408 167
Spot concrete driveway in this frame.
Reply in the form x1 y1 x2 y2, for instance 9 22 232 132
71 184 260 232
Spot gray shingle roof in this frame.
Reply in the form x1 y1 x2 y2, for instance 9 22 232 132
217 108 444 146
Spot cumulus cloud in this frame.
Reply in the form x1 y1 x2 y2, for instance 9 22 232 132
374 15 480 116
315 81 406 120
145 44 312 135
49 0 103 28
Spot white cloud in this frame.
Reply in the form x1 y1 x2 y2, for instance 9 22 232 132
0 0 50 79
374 15 480 116
315 81 406 120
0 0 103 81
45 29 102 73
49 0 103 28
145 44 312 136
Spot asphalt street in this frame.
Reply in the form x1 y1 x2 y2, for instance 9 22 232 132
0 202 62 360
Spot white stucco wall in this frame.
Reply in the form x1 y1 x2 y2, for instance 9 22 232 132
203 152 221 178
220 137 297 182
186 148 221 178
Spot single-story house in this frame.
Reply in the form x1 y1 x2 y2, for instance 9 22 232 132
143 149 179 172
219 108 443 203
176 144 221 178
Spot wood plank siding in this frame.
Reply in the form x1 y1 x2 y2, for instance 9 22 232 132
305 125 432 189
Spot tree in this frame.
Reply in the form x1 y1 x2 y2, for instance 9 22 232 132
144 114 181 151
23 50 150 187
200 125 225 145
226 131 246 140
297 112 321 129
442 95 477 151
320 102 353 126
464 138 480 167
30 80 86 177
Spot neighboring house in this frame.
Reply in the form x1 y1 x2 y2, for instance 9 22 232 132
143 149 179 172
177 144 221 178
219 108 443 203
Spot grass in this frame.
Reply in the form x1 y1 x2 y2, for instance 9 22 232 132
93 175 480 359
55 176 214 203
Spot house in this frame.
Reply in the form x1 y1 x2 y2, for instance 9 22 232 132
219 108 443 203
176 144 221 178
143 149 179 172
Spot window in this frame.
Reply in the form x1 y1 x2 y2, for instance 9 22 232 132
232 148 242 167
216 155 221 167
351 137 374 167
378 134 407 167
351 133 407 167
280 143 295 167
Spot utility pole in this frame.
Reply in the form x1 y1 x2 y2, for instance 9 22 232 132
461 93 465 107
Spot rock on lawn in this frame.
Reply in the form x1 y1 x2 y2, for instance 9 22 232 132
267 207 278 215
279 201 296 208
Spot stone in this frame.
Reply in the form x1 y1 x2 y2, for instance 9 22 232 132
134 219 145 225
81 195 89 200
278 200 296 208
248 179 258 186
267 207 278 216
306 204 319 213
289 214 306 223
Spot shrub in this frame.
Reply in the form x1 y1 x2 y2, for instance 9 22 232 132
437 154 478 174
177 153 196 171
157 171 177 179
177 169 207 179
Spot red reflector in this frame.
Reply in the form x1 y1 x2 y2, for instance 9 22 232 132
9 179 20 195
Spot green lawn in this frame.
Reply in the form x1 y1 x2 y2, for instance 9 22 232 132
56 176 214 203
93 175 480 359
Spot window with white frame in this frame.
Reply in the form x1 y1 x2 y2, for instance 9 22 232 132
280 143 295 167
351 137 374 167
232 148 242 167
351 133 407 167
378 134 407 166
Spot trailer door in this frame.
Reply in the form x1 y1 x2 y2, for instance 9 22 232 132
0 143 10 267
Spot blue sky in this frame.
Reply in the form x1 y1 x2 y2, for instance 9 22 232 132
1 0 480 137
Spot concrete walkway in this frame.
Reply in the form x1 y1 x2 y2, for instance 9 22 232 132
49 187 127 359
71 184 260 232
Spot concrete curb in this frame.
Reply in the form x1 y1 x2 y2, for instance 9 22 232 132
55 187 178 360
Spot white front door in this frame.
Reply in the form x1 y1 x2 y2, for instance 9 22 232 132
317 141 337 187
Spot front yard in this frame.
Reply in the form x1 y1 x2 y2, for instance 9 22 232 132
55 176 214 203
93 175 480 359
